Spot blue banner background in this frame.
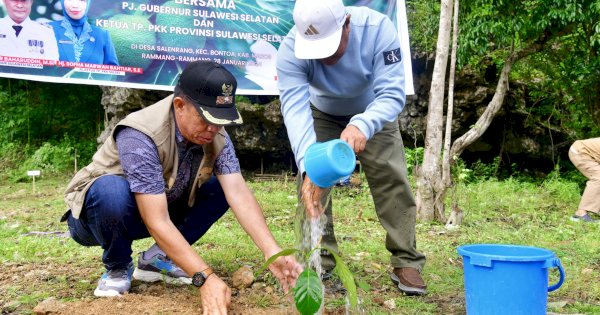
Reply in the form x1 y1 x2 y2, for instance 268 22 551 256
0 0 407 95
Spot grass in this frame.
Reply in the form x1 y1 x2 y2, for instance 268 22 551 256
0 172 599 314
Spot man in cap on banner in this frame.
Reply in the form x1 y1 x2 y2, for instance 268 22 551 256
62 61 301 312
276 0 427 295
0 0 59 60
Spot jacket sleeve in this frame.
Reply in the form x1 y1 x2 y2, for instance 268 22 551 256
348 15 405 140
276 30 315 174
102 29 119 66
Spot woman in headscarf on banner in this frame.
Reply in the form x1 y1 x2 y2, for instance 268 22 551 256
51 0 119 65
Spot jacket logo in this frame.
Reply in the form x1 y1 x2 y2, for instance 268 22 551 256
304 25 319 36
383 48 401 65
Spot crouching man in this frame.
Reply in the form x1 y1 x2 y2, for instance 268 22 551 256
62 61 301 313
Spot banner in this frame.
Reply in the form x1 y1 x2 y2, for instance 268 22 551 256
0 0 414 95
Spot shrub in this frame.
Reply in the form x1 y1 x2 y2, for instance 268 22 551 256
405 147 424 175
8 139 76 182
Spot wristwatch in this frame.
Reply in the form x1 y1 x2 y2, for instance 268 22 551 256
192 267 214 287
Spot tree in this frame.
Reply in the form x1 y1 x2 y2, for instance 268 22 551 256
415 0 600 222
415 0 454 221
443 0 461 227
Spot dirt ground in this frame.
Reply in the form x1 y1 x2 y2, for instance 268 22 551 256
0 261 352 315
1 260 468 315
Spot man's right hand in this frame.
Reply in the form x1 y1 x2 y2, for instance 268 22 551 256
341 125 367 154
200 275 231 315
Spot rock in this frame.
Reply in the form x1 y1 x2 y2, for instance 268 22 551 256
232 265 254 289
3 301 21 313
547 301 568 309
383 299 396 310
349 176 362 187
32 297 65 314
98 87 169 144
135 283 149 292
429 273 442 282
24 269 51 281
251 282 265 290
364 262 382 273
264 286 274 294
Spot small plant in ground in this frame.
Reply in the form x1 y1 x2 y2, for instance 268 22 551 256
258 247 360 315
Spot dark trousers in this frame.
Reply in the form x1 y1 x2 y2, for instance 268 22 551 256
297 106 426 270
66 175 229 270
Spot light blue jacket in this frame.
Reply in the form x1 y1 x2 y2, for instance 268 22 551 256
50 19 118 65
276 6 406 173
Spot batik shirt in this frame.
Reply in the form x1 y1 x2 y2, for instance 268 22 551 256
115 123 240 203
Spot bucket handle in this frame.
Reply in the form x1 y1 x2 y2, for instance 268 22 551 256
546 258 565 292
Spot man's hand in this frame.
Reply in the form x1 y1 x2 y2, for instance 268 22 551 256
200 275 231 315
301 176 325 218
267 255 303 293
340 125 367 154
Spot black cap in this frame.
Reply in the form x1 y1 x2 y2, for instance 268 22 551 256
177 61 243 126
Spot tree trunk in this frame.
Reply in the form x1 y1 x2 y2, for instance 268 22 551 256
446 21 569 157
417 2 560 223
443 0 462 227
449 53 516 159
416 0 453 222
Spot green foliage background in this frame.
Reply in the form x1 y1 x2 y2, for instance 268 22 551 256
457 0 600 138
0 79 102 181
0 0 599 181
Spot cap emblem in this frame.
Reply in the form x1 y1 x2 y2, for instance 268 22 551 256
216 83 234 105
304 25 320 36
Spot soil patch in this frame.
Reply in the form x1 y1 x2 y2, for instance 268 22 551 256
0 262 299 314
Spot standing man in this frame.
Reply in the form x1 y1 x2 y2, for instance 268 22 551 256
63 61 301 313
0 0 59 60
276 0 427 295
569 137 600 223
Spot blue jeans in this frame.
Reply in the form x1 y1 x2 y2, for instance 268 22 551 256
66 175 229 270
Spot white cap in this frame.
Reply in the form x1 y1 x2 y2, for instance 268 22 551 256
292 0 346 59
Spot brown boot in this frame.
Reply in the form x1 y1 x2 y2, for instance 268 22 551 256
390 267 427 296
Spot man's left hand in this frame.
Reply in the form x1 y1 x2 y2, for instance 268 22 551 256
341 125 367 154
268 255 303 293
301 176 325 218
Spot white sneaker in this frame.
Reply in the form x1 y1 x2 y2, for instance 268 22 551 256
93 262 134 297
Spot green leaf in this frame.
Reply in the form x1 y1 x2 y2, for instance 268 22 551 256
356 279 371 292
256 248 298 276
294 269 323 315
322 246 359 308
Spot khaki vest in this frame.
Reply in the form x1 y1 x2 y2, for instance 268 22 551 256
64 95 226 219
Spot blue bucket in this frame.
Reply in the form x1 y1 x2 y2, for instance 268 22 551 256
457 244 565 315
305 139 356 188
